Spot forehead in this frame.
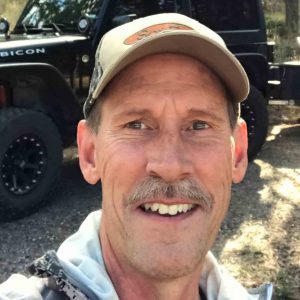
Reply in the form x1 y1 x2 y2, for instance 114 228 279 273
102 53 229 111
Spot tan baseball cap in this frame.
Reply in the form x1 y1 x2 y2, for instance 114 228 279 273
83 13 249 117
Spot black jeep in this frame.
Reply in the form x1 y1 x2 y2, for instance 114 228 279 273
0 0 270 220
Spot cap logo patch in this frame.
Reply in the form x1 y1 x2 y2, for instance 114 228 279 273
124 23 193 45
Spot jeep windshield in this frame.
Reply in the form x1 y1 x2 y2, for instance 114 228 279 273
13 0 103 34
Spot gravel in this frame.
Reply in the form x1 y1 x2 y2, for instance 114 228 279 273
0 105 299 297
0 159 101 282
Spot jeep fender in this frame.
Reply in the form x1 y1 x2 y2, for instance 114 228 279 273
235 53 268 96
0 63 82 144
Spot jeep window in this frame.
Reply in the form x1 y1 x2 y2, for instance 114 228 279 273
113 0 188 18
14 0 103 33
190 0 260 31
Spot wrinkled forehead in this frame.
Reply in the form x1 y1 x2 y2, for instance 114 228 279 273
103 53 228 101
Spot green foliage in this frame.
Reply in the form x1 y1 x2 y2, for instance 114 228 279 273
1 0 99 31
266 18 287 38
264 0 300 62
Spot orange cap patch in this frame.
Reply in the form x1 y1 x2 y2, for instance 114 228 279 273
124 23 193 45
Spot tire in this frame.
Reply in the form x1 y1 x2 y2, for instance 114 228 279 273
0 108 63 221
241 86 269 161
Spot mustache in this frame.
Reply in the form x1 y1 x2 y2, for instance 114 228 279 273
126 177 213 212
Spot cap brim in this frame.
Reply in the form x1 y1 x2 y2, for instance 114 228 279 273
91 31 249 107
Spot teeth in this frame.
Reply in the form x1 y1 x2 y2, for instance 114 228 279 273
151 203 159 212
182 205 188 213
142 203 194 216
144 203 151 211
158 204 169 214
168 205 179 215
177 204 183 213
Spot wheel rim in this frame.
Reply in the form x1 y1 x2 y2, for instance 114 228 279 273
1 134 47 195
241 102 256 138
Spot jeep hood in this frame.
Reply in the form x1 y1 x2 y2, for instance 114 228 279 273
0 35 87 49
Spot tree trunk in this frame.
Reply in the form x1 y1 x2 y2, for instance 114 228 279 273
284 0 299 33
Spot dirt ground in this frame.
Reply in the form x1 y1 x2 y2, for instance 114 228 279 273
0 105 299 299
213 105 300 299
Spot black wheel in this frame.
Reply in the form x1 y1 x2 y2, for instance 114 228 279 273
241 86 269 161
0 108 62 221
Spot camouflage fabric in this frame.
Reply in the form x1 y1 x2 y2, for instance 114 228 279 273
28 250 89 300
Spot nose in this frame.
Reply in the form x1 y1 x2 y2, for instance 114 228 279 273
146 132 192 182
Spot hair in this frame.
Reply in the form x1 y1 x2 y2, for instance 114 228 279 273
225 87 240 130
86 94 105 134
85 80 113 133
229 101 240 129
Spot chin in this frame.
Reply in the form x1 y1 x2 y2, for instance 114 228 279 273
128 243 205 280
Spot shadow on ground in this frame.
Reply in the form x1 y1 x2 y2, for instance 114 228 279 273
1 124 299 298
213 124 300 299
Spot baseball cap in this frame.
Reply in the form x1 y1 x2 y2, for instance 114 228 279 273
83 13 249 117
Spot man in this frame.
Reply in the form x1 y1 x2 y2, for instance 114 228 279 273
0 13 272 300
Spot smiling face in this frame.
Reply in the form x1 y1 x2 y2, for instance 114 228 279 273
77 54 248 282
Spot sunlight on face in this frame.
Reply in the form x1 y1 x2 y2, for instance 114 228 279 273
78 54 247 281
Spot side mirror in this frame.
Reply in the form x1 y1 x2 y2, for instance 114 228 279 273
0 17 10 35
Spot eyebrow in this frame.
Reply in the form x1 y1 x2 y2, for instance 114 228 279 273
185 108 226 123
113 107 226 123
112 108 154 119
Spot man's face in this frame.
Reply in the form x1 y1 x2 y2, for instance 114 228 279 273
78 54 247 280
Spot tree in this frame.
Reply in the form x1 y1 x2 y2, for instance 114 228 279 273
284 0 299 33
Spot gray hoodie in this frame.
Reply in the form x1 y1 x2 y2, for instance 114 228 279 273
0 211 273 300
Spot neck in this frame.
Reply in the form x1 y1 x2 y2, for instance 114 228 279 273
112 275 202 300
100 227 203 300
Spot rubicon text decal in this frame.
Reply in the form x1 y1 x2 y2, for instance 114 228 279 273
0 48 46 57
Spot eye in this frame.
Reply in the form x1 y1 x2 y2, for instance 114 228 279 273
189 120 209 130
126 120 147 130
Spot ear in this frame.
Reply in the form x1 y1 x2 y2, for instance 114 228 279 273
232 118 248 183
77 120 101 184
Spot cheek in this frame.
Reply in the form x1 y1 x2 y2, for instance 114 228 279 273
195 146 232 246
191 139 233 213
96 138 147 211
97 137 147 177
